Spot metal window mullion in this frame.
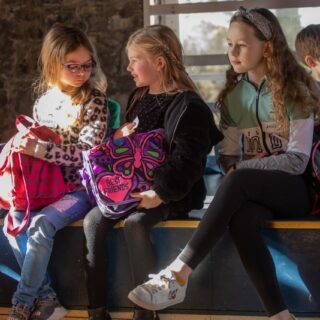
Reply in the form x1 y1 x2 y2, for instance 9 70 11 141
184 54 228 66
144 0 151 26
189 73 226 81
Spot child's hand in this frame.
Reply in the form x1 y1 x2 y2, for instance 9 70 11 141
12 132 38 156
253 151 281 159
226 164 235 176
252 152 267 159
131 190 162 209
113 122 136 139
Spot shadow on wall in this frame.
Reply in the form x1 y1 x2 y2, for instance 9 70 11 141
0 0 143 143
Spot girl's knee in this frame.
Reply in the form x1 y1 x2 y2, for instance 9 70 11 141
123 213 146 233
83 212 94 232
83 207 104 233
27 216 56 248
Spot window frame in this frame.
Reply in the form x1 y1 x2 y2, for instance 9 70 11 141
143 0 320 67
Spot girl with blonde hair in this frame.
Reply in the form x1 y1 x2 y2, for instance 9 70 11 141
128 8 320 320
83 24 222 320
5 23 109 320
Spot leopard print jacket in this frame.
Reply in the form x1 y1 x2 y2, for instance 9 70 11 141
32 86 108 187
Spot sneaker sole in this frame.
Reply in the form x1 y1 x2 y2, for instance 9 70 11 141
46 307 68 320
128 291 185 311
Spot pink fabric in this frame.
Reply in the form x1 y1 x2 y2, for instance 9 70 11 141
0 115 74 236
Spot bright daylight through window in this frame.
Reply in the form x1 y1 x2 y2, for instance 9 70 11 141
144 0 320 102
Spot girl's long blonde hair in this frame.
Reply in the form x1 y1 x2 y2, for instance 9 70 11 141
126 25 198 111
217 8 320 134
35 23 107 105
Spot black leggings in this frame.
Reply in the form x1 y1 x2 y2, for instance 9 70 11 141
178 169 311 317
83 205 165 308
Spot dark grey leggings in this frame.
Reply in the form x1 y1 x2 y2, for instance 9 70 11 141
178 169 311 317
83 205 165 308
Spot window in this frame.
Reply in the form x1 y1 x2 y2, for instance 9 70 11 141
144 0 320 101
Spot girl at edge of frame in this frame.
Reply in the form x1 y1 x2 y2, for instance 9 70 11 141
83 24 223 320
128 7 320 320
5 23 109 320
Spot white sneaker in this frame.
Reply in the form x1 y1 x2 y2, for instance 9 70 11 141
128 268 187 311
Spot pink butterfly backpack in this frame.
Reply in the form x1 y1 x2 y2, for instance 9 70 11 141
81 129 166 218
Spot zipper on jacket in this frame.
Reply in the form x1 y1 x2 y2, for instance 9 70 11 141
169 104 188 152
254 80 271 155
244 77 271 155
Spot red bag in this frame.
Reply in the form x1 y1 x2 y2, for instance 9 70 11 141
0 115 74 236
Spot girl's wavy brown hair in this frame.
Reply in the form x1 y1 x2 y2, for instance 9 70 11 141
35 23 107 106
217 8 320 135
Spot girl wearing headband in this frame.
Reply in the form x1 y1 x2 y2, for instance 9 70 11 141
128 7 320 320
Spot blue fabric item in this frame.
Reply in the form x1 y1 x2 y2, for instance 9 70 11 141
4 190 91 308
205 155 222 175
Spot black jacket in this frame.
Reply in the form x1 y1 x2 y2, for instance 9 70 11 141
150 91 223 218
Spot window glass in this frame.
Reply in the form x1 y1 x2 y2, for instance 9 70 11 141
186 65 228 102
153 7 320 54
148 4 320 101
150 0 242 3
152 12 230 55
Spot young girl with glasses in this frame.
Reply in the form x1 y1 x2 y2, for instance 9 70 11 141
128 7 320 320
5 24 108 320
83 25 222 320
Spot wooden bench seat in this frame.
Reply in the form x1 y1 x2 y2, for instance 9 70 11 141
1 174 320 316
2 212 320 230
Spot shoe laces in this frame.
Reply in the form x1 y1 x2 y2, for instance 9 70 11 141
8 304 31 320
141 269 175 295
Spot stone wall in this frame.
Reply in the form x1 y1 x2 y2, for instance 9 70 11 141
0 0 143 142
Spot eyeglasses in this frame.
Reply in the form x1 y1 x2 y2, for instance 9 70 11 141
62 61 96 73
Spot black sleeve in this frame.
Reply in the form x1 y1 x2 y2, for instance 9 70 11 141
152 100 223 203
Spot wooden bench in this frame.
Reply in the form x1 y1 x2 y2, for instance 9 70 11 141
1 174 320 317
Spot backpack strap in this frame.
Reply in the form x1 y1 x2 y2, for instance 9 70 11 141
6 152 31 237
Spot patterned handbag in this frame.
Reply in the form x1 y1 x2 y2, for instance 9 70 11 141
306 125 320 215
81 128 166 219
0 115 75 236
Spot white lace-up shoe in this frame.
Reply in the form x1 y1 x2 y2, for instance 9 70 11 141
128 268 187 310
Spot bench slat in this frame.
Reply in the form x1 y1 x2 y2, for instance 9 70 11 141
2 218 320 229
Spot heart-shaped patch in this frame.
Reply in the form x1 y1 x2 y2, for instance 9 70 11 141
98 175 132 203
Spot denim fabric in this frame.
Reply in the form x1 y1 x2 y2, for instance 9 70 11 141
4 189 91 308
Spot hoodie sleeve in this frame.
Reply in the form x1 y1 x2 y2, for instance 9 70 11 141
152 97 223 203
236 116 314 174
